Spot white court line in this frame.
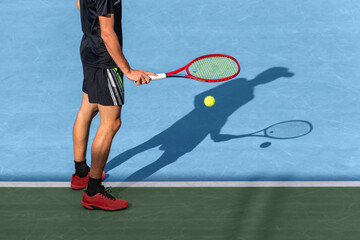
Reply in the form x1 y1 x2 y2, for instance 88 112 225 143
1 181 360 187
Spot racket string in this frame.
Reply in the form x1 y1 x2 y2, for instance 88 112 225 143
188 56 239 80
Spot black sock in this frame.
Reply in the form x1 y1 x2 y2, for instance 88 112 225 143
86 177 102 196
74 160 90 178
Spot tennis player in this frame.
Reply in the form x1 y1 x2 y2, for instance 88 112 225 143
71 0 155 211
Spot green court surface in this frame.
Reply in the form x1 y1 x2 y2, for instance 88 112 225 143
1 187 360 240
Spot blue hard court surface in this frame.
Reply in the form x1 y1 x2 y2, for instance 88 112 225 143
0 0 359 181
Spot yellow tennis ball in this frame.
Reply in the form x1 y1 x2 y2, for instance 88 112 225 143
204 96 215 107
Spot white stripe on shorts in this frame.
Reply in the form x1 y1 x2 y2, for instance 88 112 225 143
107 69 122 105
107 79 118 106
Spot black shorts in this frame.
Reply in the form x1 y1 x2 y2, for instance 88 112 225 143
82 65 124 106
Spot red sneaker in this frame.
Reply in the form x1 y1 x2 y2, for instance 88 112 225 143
70 171 106 190
82 186 128 211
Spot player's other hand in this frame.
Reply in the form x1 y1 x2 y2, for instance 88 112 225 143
125 69 157 85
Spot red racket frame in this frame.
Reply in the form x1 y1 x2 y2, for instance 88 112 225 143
166 54 241 82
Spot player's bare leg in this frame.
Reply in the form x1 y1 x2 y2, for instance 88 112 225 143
73 92 99 163
71 92 101 189
90 105 122 179
81 104 128 211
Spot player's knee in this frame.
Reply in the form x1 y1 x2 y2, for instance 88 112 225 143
113 118 122 132
101 118 121 134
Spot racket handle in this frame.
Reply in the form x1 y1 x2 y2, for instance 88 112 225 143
150 73 167 80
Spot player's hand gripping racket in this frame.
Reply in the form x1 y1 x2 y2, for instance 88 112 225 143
150 54 240 83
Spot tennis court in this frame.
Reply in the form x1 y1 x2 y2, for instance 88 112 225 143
0 0 359 239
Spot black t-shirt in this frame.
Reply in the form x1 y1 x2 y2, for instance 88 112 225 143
80 0 122 69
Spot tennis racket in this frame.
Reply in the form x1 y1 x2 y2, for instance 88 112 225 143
150 54 240 83
233 120 313 140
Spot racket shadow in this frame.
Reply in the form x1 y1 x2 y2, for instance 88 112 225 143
219 120 314 142
105 67 295 181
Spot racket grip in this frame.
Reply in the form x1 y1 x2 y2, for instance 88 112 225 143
150 73 167 80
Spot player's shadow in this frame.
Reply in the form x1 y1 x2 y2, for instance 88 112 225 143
105 67 295 181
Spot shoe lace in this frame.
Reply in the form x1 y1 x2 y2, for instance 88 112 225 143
100 186 116 201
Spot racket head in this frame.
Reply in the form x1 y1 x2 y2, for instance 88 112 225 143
264 120 313 139
184 54 240 82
